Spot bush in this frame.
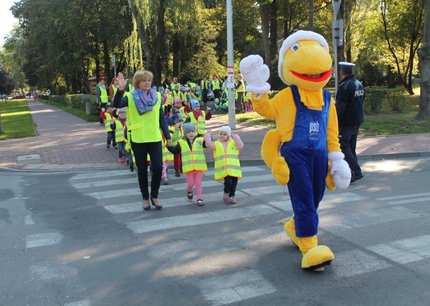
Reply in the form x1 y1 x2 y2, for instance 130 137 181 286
365 87 386 114
386 89 408 113
364 87 411 114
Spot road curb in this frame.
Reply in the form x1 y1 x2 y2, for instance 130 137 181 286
1 151 429 174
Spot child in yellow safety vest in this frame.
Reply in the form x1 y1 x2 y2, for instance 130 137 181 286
162 124 182 185
114 110 127 164
105 106 117 149
204 126 244 204
167 123 208 207
188 99 207 136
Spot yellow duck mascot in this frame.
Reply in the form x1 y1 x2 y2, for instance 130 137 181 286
240 30 351 271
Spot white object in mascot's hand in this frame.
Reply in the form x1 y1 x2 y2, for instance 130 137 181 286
239 55 271 94
328 152 352 190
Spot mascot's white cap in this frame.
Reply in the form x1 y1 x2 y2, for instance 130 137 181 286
278 30 329 84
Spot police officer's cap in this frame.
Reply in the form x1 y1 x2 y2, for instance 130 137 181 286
339 62 355 73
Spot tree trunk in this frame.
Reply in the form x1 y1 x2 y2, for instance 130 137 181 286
95 42 100 81
102 39 111 83
153 0 166 85
269 0 278 66
128 0 152 71
308 0 314 30
283 0 292 37
344 0 355 62
260 3 271 65
417 0 430 119
172 34 180 77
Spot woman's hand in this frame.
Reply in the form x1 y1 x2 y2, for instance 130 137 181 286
117 73 127 91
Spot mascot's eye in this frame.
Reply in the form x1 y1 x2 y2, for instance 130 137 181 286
291 43 300 52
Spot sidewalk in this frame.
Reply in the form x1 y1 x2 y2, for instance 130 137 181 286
207 116 430 161
1 103 430 171
0 102 119 171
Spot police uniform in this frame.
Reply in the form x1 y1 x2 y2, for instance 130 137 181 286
336 62 364 182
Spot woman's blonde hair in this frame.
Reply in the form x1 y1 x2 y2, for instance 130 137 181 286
133 70 153 89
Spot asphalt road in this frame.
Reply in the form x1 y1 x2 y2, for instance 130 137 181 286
1 157 430 306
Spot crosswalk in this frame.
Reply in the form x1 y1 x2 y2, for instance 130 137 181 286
67 165 430 306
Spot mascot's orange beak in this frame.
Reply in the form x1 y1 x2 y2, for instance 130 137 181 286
291 69 332 83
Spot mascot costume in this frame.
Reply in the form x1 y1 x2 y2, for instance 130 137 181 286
240 31 351 271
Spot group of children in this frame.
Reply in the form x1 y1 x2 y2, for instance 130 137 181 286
167 123 244 206
99 88 244 206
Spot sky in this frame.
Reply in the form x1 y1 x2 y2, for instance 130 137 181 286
0 0 18 46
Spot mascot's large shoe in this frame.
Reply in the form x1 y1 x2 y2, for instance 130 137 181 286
240 31 351 271
283 218 335 270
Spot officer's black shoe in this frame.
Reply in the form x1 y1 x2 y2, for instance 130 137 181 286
351 174 364 183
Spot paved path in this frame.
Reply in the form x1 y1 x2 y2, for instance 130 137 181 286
1 102 430 170
0 102 118 170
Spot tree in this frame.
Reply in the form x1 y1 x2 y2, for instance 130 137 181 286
417 0 430 119
0 69 15 95
381 0 424 94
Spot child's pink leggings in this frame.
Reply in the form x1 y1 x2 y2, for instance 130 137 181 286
185 170 204 200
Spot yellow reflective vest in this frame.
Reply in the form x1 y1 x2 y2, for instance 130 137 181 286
99 85 109 103
189 111 206 135
212 80 221 90
115 119 125 142
178 137 207 173
213 139 242 180
104 112 113 132
125 91 162 143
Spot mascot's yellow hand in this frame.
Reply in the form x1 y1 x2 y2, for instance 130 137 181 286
272 156 290 185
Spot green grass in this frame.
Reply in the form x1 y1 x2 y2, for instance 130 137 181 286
0 100 36 140
43 99 99 122
361 112 430 136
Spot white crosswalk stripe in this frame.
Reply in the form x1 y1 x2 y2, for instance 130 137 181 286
71 177 137 189
64 300 91 306
71 170 131 181
196 269 276 306
26 232 63 249
368 234 430 264
376 192 430 201
103 190 249 213
127 205 279 234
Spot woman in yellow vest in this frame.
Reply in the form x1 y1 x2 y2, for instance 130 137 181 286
205 126 244 204
167 123 208 207
113 70 171 211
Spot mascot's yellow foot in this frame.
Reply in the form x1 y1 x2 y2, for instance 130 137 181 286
272 156 290 185
296 236 335 270
282 218 299 248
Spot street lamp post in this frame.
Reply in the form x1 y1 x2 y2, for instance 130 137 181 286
226 0 236 129
332 0 343 95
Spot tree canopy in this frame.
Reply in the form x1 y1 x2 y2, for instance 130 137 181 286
0 0 426 96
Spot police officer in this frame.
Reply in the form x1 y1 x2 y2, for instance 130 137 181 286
336 62 365 183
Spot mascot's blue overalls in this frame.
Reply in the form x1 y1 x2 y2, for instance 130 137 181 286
280 85 331 237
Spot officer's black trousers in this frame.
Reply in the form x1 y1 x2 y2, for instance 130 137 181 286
340 126 362 179
131 141 163 200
